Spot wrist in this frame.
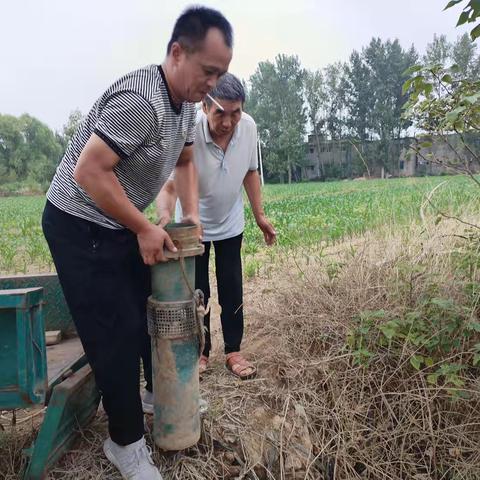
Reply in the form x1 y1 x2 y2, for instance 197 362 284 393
136 220 155 236
156 210 172 225
181 212 200 224
254 211 265 223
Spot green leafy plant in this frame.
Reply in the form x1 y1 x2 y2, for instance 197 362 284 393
445 0 480 41
346 274 480 394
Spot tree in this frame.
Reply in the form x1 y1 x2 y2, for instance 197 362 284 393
365 39 418 141
22 115 63 186
452 32 480 78
322 62 347 140
404 62 479 173
340 38 419 174
343 50 372 141
247 54 306 183
58 108 84 150
423 34 452 67
343 40 417 137
0 113 63 189
304 69 326 178
0 115 24 182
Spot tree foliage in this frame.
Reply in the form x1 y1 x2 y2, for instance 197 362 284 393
343 38 419 143
246 54 306 183
245 29 480 182
424 34 452 67
404 10 480 182
58 108 84 151
0 112 80 192
444 0 480 41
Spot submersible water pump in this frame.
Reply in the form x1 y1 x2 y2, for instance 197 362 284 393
147 223 205 450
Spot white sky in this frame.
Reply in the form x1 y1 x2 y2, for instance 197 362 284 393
0 0 471 131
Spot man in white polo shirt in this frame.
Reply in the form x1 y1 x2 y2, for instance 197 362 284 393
156 73 276 380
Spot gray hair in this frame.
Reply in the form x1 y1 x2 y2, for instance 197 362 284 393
205 73 245 106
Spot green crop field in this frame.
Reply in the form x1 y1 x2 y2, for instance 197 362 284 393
0 175 478 274
244 175 480 252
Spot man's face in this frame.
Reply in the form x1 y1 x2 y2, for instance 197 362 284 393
203 98 242 138
172 28 232 103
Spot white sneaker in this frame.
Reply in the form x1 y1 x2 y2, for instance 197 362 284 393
142 390 208 415
103 437 162 480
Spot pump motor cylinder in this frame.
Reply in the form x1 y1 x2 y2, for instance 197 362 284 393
147 223 204 451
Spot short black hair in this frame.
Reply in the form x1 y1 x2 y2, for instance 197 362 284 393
167 6 233 54
204 73 245 106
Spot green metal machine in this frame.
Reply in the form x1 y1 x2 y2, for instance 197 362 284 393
0 274 75 335
0 279 100 479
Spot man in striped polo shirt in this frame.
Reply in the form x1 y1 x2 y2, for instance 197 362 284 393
42 7 232 479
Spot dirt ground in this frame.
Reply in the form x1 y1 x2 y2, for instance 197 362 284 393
2 223 480 479
1 265 300 480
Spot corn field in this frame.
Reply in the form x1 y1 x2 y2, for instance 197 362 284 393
0 175 478 274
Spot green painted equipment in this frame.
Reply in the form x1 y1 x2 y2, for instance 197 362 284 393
23 363 99 480
0 274 75 335
0 280 100 479
147 223 205 450
0 288 47 409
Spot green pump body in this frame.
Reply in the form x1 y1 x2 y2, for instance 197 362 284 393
148 224 204 451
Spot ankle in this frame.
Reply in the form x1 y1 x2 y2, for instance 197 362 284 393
112 436 145 451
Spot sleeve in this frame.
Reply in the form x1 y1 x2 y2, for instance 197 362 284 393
94 91 156 159
249 122 259 171
184 108 197 146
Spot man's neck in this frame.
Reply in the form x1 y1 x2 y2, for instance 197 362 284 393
161 61 183 107
210 128 234 152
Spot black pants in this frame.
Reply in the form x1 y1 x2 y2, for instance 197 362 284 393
42 201 152 445
195 233 244 357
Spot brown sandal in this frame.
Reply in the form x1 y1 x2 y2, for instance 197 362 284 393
225 352 257 380
199 355 209 375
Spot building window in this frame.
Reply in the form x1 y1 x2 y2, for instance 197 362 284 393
399 160 404 170
309 146 314 153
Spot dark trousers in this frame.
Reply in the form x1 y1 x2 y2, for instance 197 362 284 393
195 233 244 357
42 201 152 445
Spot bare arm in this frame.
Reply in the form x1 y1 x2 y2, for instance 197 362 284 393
174 145 199 225
156 179 177 227
156 145 202 237
243 169 276 246
74 133 176 264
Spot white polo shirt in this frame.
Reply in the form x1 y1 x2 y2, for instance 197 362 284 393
176 111 258 241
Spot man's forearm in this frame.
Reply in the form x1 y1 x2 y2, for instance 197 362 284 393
175 160 199 220
75 168 151 234
156 180 177 224
243 170 264 221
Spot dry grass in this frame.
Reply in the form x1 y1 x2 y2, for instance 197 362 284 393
1 217 480 479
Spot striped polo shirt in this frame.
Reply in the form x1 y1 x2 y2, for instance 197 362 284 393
47 65 196 229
